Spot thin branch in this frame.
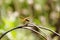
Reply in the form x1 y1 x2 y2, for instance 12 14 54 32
27 23 60 37
0 23 60 40
0 26 23 39
23 27 47 40
0 25 47 40
38 26 60 37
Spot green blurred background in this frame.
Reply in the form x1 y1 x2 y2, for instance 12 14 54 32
0 0 60 40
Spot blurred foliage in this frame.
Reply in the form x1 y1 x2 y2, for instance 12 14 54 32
0 0 60 40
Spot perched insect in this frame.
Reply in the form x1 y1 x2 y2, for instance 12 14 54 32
20 16 31 26
23 17 30 26
23 17 29 23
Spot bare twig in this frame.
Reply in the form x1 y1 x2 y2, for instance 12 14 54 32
28 23 60 37
0 22 60 40
0 25 47 40
38 26 60 37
